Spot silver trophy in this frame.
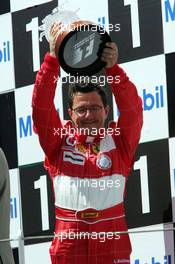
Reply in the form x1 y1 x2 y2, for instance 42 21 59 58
39 5 111 76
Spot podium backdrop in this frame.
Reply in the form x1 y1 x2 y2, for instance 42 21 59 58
0 0 175 263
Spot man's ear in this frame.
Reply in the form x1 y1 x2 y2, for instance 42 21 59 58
105 105 110 119
68 108 72 119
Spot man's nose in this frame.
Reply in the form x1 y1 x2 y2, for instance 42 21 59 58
84 109 93 117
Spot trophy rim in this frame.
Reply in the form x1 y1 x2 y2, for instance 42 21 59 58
57 21 111 76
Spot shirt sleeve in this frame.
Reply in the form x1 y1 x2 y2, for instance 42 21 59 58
105 64 143 173
32 52 63 161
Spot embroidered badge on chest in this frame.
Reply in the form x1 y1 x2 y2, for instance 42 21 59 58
92 144 100 155
76 144 87 154
96 154 112 170
76 143 100 155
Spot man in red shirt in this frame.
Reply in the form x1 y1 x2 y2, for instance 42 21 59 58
32 23 143 264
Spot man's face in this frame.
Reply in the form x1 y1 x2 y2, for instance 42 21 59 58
68 91 109 133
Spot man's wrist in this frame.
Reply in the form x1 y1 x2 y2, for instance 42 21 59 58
44 52 59 71
105 63 118 75
49 52 56 58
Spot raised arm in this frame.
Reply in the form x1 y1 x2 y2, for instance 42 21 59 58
32 23 63 160
102 42 143 173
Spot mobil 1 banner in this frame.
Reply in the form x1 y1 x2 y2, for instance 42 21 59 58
161 0 175 54
12 0 57 88
108 0 164 63
15 85 45 166
124 138 172 229
24 242 51 264
13 248 19 264
10 0 53 13
0 91 18 169
168 138 175 222
19 163 55 245
0 13 15 92
166 51 175 138
9 169 21 249
129 223 174 264
113 54 168 143
0 0 10 15
15 83 63 166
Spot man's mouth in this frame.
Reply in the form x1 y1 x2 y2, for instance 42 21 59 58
82 120 98 125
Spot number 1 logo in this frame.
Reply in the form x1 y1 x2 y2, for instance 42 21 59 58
124 0 141 48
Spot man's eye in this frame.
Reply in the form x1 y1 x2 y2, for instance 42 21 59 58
91 107 101 112
77 109 86 114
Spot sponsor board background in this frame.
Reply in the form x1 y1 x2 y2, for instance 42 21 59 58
0 0 175 263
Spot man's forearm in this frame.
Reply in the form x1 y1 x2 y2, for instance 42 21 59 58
105 63 142 112
105 64 143 170
32 53 62 158
32 52 59 108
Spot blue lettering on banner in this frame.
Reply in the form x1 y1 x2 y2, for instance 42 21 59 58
113 85 164 117
19 115 32 138
143 85 164 111
10 197 17 219
98 16 106 28
165 0 175 22
18 108 60 138
0 41 10 63
134 255 171 264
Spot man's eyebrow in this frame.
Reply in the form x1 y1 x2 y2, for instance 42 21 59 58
74 104 103 109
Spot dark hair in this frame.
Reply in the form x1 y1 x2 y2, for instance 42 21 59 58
68 81 108 109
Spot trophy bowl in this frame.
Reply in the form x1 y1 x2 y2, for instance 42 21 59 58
55 21 111 76
39 8 111 76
